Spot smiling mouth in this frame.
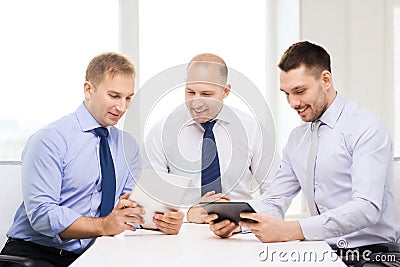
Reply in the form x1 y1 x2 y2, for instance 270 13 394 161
193 109 207 114
296 106 309 115
109 112 120 119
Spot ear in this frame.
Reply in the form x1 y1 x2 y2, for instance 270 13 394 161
320 70 332 89
84 81 93 100
223 84 231 98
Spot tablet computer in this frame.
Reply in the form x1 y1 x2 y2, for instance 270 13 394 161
200 201 258 225
128 170 191 229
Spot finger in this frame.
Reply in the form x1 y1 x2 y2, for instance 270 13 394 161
154 213 183 225
238 220 255 230
120 192 130 199
203 214 218 223
212 193 231 201
125 222 139 232
125 214 145 225
219 195 231 201
202 191 216 198
199 192 217 203
122 207 146 217
211 222 237 237
209 219 232 231
116 198 136 209
154 217 182 229
207 193 225 202
189 206 207 215
240 212 261 222
157 224 180 235
163 210 184 219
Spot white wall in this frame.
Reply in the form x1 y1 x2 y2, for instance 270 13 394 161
300 0 394 136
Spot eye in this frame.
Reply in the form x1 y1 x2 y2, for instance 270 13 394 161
186 91 195 95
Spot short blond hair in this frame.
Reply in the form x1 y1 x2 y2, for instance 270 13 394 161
85 52 135 87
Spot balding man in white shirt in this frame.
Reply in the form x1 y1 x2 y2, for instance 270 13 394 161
143 53 279 226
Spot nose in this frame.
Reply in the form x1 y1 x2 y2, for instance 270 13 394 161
116 98 128 113
288 95 300 109
191 97 205 109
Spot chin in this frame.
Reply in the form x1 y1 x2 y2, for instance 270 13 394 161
194 118 207 124
299 116 312 122
190 114 208 123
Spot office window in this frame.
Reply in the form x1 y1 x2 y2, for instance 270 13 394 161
138 0 268 131
0 0 119 160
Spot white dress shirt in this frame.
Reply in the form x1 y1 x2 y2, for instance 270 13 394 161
143 104 280 206
254 94 400 248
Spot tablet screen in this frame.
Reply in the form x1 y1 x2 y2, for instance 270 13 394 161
200 202 257 225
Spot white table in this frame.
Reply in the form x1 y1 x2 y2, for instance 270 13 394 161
70 223 346 266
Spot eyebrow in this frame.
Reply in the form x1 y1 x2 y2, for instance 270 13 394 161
185 87 214 94
280 85 305 93
108 90 134 97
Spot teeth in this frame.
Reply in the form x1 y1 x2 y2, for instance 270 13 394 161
298 108 306 112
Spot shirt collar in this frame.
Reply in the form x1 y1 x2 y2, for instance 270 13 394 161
75 102 104 132
318 93 345 129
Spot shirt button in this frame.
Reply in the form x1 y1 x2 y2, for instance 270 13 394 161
95 190 98 194
91 212 95 217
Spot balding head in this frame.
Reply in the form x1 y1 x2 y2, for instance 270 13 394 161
185 53 230 123
187 53 228 85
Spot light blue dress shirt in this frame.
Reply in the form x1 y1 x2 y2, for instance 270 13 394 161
7 103 141 253
255 94 400 248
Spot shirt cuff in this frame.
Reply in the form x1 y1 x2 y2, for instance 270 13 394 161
181 207 190 223
298 215 326 241
240 226 252 234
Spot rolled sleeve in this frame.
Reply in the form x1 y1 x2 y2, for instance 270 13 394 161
22 129 78 238
48 207 82 243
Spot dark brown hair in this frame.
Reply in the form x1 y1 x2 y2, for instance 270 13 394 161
278 41 331 78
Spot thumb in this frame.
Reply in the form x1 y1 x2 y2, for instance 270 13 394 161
120 192 130 200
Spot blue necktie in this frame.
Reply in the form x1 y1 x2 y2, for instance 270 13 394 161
94 127 116 217
201 120 222 196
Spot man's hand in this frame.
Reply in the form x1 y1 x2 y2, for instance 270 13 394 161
187 191 231 224
205 213 241 238
153 210 184 235
60 192 145 239
101 192 146 236
239 213 305 242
